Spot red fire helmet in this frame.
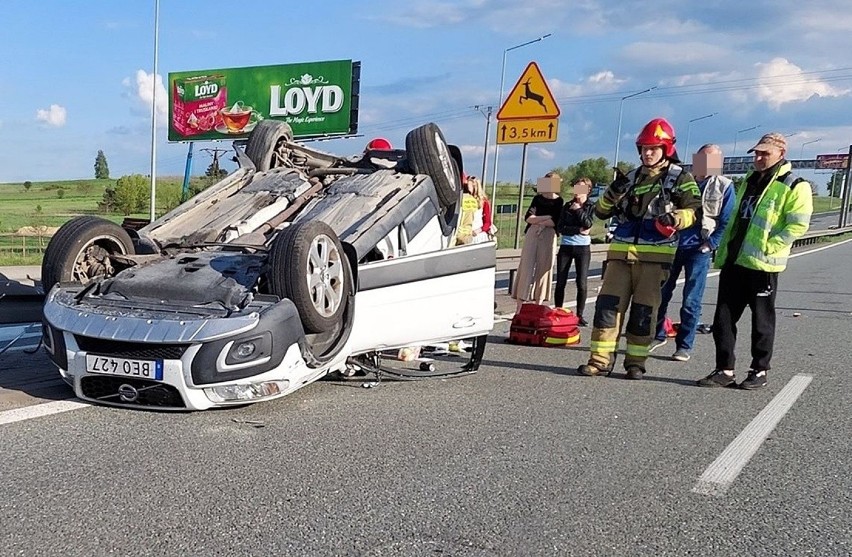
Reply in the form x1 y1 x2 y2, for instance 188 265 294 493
366 137 393 150
636 118 677 158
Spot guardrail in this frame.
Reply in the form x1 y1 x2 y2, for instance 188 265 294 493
496 227 852 280
792 227 851 246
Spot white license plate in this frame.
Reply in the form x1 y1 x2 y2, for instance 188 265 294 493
86 354 163 380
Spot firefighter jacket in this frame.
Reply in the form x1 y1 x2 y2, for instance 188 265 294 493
715 161 812 272
595 163 701 264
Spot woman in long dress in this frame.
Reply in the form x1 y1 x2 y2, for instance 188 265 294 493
511 172 564 311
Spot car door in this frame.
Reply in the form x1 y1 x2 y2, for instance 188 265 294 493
347 242 495 353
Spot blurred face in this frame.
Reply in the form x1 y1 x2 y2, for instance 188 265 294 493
753 148 784 172
640 145 664 167
692 149 723 180
572 180 591 202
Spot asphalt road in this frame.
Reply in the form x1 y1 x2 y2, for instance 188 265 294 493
1 238 851 556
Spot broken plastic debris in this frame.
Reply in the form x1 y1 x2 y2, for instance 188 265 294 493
793 312 801 317
231 418 265 428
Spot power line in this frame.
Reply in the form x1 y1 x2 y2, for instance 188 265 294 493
355 67 852 133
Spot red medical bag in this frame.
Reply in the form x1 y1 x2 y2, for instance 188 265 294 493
508 303 581 347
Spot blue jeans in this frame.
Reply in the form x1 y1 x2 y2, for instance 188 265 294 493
654 248 712 351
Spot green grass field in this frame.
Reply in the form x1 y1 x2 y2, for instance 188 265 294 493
0 177 212 264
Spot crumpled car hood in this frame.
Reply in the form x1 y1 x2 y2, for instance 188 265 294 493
97 252 265 311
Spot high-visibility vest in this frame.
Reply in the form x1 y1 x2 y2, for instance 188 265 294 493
715 162 812 272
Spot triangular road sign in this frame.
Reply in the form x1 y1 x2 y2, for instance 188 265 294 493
496 62 561 120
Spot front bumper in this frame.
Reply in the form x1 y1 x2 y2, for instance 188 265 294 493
43 288 314 411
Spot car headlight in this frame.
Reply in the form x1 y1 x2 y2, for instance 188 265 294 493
204 380 290 403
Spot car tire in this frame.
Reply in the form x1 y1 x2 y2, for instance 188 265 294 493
405 122 460 208
245 120 294 171
41 216 135 292
268 221 350 334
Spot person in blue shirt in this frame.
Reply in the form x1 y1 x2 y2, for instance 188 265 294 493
554 177 595 325
650 143 735 361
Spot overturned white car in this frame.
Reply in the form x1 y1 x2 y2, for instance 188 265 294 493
41 122 495 410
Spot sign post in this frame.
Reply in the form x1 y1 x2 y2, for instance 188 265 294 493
514 143 529 249
495 62 561 248
841 146 852 228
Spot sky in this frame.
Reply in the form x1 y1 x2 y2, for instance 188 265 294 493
2 0 852 192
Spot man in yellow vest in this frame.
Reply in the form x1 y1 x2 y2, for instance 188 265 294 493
698 132 813 389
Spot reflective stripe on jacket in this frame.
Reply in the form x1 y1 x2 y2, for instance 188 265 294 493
715 161 813 272
596 163 701 264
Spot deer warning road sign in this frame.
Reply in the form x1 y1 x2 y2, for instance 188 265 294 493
496 62 561 121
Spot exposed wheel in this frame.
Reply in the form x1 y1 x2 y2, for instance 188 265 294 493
41 216 134 293
245 120 294 171
405 122 461 208
268 221 350 334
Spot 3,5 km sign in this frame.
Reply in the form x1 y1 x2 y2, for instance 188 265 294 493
498 118 558 145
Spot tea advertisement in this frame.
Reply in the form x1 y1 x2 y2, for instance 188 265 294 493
168 59 360 142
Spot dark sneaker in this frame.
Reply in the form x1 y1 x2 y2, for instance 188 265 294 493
672 349 691 362
648 339 667 353
739 370 768 390
697 369 737 388
578 364 611 377
578 317 589 327
625 365 644 380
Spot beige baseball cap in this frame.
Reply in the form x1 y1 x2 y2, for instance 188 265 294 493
748 132 787 153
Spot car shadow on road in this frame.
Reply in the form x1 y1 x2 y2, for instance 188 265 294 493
483 353 700 388
0 349 75 402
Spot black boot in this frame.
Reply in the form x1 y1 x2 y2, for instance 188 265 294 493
625 365 644 380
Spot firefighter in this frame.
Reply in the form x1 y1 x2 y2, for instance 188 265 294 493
578 118 702 380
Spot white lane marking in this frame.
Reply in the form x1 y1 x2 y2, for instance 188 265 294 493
0 399 89 427
789 236 852 258
691 374 813 497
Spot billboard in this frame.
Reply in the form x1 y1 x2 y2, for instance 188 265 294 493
168 60 360 142
816 154 850 169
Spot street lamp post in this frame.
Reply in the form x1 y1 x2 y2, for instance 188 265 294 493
490 34 552 217
613 86 657 175
733 125 760 156
149 0 160 223
474 105 493 188
800 138 822 159
684 112 717 161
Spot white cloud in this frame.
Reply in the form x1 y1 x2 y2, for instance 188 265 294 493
35 104 67 127
533 147 556 160
459 144 497 157
124 69 168 122
548 70 625 99
377 1 466 28
754 58 851 110
620 41 730 68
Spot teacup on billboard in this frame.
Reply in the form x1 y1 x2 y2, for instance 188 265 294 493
218 101 261 134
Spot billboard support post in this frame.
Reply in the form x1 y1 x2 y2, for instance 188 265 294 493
181 142 194 203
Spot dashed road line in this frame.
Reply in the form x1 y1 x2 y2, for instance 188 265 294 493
692 373 813 497
0 399 89 427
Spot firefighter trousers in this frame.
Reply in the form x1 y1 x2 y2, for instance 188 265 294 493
587 259 669 371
